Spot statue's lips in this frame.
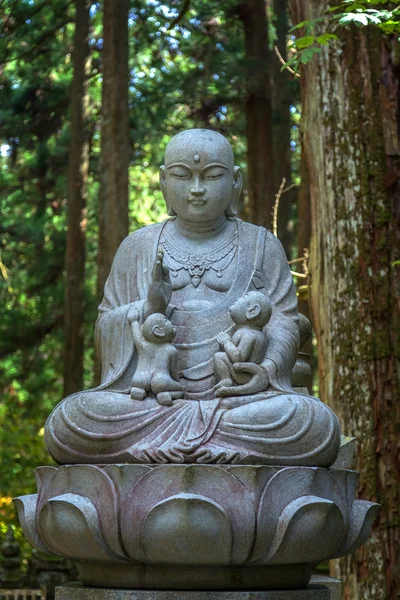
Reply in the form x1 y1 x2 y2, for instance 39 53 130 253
188 198 207 205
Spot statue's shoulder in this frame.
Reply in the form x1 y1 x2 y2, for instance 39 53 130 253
119 221 164 249
114 222 164 262
238 220 277 246
238 220 286 262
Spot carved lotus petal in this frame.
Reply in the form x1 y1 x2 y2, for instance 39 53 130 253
258 495 344 565
120 465 256 564
13 494 51 554
38 493 118 561
252 466 350 562
332 499 379 558
36 464 125 558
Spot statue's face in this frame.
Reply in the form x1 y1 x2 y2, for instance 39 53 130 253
160 130 241 222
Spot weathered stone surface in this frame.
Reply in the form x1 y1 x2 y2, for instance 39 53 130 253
56 582 332 599
15 464 378 590
310 576 341 600
44 129 341 468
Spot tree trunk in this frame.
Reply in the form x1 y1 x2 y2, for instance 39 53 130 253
290 2 400 599
63 0 90 398
238 0 275 228
97 0 130 298
271 0 295 257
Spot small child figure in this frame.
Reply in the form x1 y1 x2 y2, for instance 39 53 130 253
213 291 272 396
129 307 184 406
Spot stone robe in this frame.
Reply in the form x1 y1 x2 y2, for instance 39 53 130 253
45 219 341 466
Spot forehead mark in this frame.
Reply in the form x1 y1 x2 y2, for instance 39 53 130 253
193 153 200 163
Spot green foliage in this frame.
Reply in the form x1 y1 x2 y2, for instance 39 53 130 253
0 0 252 543
286 0 400 73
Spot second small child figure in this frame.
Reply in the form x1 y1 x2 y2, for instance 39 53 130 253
213 291 272 396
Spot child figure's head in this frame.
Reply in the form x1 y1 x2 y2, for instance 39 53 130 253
141 313 176 343
229 291 272 328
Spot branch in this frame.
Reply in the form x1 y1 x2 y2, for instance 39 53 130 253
168 0 191 29
274 45 300 78
272 177 286 237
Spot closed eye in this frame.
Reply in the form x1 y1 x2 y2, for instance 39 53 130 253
169 168 191 179
205 173 224 180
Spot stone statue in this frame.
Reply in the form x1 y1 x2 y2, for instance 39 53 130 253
16 129 378 592
44 129 341 466
214 291 272 396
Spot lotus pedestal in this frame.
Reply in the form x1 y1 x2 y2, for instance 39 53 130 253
15 464 377 591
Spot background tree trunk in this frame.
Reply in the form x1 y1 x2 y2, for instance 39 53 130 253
290 2 400 599
271 0 295 257
97 0 130 298
238 0 275 228
63 0 90 397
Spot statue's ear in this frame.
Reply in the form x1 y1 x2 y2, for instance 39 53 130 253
159 165 176 217
246 303 261 321
152 325 165 339
226 166 242 217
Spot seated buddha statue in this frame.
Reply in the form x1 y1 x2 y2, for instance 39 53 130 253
45 129 340 466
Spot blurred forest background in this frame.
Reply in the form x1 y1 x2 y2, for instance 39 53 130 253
0 0 399 599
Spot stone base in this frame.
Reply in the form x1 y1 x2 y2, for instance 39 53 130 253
56 581 335 600
78 564 311 591
16 464 378 591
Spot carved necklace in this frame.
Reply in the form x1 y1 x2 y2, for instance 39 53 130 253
161 228 238 288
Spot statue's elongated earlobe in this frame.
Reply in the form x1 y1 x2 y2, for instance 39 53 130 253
226 166 242 217
159 165 176 216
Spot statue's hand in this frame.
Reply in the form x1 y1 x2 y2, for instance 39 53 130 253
217 332 231 347
145 247 172 316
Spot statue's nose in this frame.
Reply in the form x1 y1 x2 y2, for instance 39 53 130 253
190 185 205 196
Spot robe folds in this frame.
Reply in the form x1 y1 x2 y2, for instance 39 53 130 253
45 219 341 466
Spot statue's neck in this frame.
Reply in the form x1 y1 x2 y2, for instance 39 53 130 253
173 215 229 239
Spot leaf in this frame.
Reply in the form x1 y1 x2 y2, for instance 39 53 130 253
338 12 369 26
296 36 316 49
300 47 321 64
317 33 339 44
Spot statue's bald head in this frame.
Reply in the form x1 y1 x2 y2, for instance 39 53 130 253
160 128 242 220
164 129 234 171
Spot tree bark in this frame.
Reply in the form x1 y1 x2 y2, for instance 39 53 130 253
63 0 90 398
271 0 295 257
238 0 275 228
290 2 400 599
97 0 130 298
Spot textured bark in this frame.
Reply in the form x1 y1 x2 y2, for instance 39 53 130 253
97 0 130 298
296 147 312 340
271 0 295 257
63 0 90 398
238 0 275 228
290 2 400 599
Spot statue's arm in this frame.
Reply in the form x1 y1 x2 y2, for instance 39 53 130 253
262 231 299 386
94 232 147 387
225 332 254 363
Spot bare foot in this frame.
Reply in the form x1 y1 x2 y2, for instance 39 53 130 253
157 392 173 406
130 387 146 401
